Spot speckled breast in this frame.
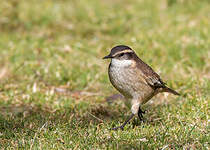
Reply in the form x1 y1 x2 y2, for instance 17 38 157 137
108 63 138 99
108 61 155 104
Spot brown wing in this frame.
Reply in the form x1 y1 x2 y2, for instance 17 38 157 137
134 55 166 89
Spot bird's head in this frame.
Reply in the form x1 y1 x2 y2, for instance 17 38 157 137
103 45 135 61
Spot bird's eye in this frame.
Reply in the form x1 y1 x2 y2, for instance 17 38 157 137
119 53 124 57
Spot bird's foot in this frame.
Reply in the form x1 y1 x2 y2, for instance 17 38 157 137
111 113 135 131
138 107 146 121
112 125 124 131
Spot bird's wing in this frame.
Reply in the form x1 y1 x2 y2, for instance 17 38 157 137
144 74 166 89
136 58 166 89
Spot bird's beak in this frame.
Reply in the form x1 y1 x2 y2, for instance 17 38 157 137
103 54 113 59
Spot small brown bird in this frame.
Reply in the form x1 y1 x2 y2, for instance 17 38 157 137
103 45 180 130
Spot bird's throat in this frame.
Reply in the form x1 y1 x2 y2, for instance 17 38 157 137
111 59 133 67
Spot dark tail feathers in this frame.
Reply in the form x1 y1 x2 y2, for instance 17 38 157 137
164 87 180 96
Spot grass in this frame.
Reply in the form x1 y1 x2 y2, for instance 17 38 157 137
0 0 209 149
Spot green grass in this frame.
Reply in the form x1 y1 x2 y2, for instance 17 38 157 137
0 0 209 149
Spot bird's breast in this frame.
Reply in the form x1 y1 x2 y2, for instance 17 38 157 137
108 60 137 98
108 59 154 103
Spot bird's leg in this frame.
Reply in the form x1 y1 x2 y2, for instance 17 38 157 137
112 113 135 130
138 107 145 121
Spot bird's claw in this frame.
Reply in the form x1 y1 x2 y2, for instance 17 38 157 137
138 108 146 121
112 126 124 131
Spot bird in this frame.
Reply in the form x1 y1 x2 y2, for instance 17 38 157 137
103 45 180 130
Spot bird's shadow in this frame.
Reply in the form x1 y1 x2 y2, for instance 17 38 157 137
0 94 167 144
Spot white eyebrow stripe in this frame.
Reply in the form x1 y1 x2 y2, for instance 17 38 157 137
113 50 133 57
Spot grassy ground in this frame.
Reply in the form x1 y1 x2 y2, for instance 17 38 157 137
0 0 209 149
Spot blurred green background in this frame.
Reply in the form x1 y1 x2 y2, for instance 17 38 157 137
0 0 209 149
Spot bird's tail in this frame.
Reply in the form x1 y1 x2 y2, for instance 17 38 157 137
163 87 180 96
